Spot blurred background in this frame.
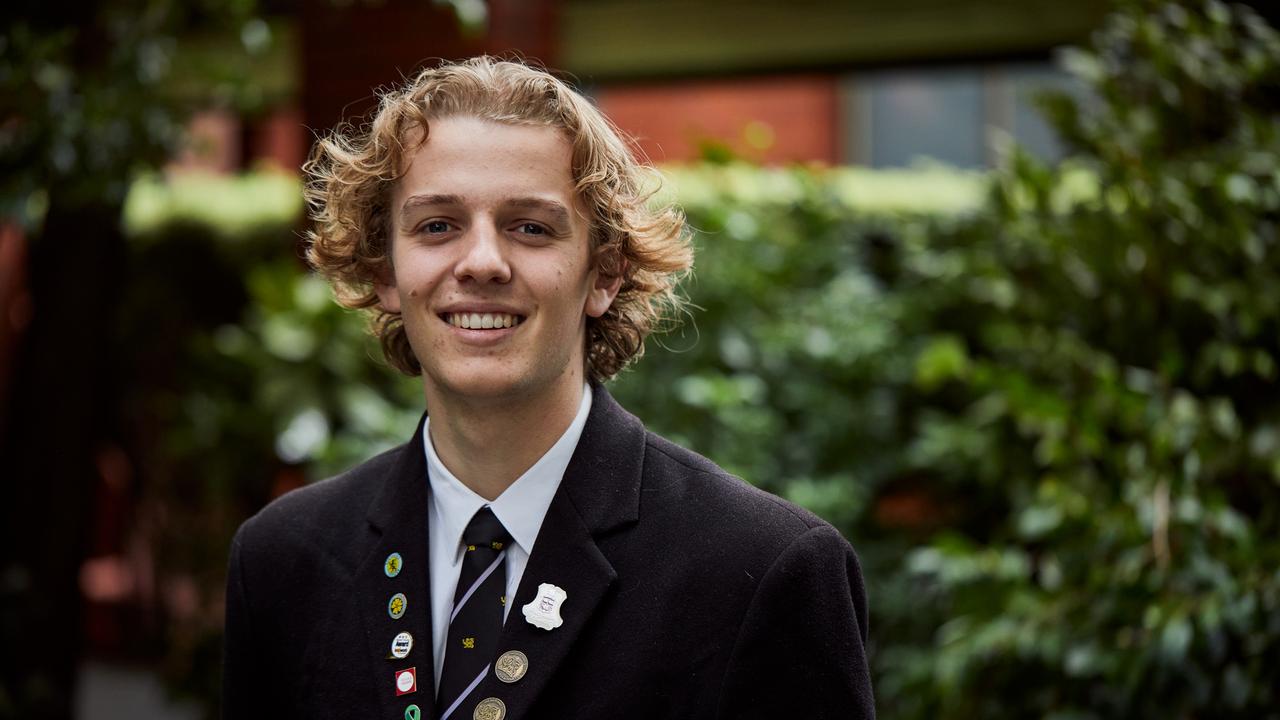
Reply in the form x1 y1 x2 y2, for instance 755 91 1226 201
3 0 1279 718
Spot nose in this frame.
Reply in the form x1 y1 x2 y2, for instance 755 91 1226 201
454 223 511 285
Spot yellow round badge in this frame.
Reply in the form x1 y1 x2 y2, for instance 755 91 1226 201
384 552 403 578
388 592 407 620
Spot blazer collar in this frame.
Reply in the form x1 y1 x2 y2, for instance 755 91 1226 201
361 386 647 720
358 414 437 716
453 385 644 720
366 384 645 538
366 413 430 533
556 383 646 537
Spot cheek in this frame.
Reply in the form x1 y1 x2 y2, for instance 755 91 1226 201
397 259 445 295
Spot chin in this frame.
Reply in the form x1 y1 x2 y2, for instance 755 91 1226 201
428 365 531 402
425 360 580 406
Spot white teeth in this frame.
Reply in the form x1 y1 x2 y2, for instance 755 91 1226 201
447 312 520 329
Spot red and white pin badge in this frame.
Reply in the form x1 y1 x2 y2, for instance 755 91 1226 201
394 667 417 696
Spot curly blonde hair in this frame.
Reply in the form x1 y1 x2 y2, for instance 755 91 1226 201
303 56 691 382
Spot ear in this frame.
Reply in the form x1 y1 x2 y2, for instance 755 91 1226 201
374 264 401 313
585 268 623 318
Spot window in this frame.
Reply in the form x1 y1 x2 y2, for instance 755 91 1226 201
840 60 1085 168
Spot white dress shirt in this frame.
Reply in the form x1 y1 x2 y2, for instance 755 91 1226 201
423 384 592 691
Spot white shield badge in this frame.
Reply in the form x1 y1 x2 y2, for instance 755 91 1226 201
522 582 567 630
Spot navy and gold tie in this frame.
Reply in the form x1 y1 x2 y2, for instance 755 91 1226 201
437 506 512 720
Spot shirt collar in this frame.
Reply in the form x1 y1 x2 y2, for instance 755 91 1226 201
424 384 593 557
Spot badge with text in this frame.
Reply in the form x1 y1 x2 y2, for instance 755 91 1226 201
389 631 413 659
521 583 567 630
394 667 417 696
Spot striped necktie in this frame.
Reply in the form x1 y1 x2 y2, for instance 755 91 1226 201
437 506 512 720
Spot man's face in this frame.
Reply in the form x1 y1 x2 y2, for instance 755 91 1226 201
377 115 619 405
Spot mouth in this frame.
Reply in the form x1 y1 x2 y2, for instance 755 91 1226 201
439 312 525 330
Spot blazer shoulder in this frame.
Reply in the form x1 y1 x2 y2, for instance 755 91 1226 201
641 430 837 548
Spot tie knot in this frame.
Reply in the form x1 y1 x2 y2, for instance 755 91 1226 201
462 506 512 550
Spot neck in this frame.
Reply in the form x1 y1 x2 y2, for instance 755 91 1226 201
425 375 585 501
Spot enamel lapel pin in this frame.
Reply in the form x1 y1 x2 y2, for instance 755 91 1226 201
522 583 567 630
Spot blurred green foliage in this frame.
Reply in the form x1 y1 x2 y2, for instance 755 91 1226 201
117 0 1280 716
0 0 273 216
870 1 1280 714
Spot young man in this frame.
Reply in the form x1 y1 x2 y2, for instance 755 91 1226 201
223 57 874 720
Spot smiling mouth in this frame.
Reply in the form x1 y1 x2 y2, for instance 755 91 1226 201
441 312 525 329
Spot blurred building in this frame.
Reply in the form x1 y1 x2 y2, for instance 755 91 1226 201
563 0 1104 166
178 0 1109 176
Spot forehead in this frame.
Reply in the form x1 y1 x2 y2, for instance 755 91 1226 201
394 116 579 205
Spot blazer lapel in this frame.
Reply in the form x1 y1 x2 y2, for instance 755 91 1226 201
467 387 647 720
355 414 438 717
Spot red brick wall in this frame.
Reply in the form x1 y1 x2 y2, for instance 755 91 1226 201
297 1 843 166
594 75 840 165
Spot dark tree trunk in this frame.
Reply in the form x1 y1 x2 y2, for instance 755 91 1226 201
0 194 124 720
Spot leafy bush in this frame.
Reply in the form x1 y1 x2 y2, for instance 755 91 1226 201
623 1 1280 716
629 2 1279 717
870 2 1280 716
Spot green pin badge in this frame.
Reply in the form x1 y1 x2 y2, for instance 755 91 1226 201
404 704 420 720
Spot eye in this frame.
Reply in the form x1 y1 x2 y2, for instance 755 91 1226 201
516 222 547 236
422 220 452 234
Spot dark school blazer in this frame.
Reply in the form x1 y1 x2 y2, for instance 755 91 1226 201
223 387 875 720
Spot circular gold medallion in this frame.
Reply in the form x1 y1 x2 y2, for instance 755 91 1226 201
473 697 506 720
494 650 528 683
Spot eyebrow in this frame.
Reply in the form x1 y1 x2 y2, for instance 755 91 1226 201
506 197 574 227
398 194 574 227
399 194 464 225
